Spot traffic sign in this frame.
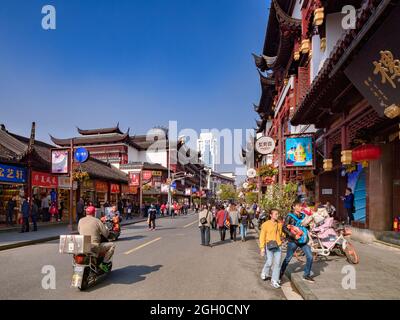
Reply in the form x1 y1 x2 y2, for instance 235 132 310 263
74 147 89 163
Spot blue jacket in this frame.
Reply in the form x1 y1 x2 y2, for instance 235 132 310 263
22 201 30 218
344 193 354 209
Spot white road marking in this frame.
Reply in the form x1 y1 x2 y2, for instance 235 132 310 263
183 220 198 228
124 237 162 255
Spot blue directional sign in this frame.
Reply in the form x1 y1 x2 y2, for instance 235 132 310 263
74 147 90 163
171 182 177 189
192 187 197 193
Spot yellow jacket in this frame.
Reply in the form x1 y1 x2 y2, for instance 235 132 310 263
259 220 283 250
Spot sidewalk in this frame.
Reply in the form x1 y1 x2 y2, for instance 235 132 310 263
255 222 400 300
286 240 400 300
0 216 147 251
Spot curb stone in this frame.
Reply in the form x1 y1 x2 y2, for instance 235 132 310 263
0 218 147 251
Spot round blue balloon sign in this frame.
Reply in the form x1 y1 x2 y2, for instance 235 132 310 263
74 147 89 163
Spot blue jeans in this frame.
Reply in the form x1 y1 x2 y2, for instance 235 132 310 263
200 226 210 245
280 241 313 278
262 247 282 283
240 223 247 240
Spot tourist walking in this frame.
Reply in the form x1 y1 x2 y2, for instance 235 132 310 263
259 209 284 288
239 205 249 241
198 205 212 246
280 200 315 283
41 193 50 222
6 196 16 226
147 204 157 230
20 198 30 233
228 203 240 242
216 205 228 241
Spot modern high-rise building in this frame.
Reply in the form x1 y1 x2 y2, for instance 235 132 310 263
197 132 217 171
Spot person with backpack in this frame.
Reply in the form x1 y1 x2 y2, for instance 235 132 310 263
215 205 228 241
279 200 315 283
198 204 212 246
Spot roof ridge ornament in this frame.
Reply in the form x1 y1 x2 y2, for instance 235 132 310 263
273 0 302 30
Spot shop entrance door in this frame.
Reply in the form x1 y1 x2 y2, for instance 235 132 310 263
354 170 367 223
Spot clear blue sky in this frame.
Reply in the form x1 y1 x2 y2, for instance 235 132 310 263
0 0 270 172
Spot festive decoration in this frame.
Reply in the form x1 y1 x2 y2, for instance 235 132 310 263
384 104 400 119
256 164 279 177
294 50 300 61
313 7 324 26
320 37 326 52
72 169 90 182
301 39 310 54
352 144 382 167
323 159 333 171
341 150 352 165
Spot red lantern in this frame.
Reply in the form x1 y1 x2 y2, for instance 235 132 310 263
352 144 382 167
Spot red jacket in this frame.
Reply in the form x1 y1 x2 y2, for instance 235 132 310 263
216 210 227 227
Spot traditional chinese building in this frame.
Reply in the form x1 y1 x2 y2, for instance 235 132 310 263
50 124 135 166
0 124 129 224
255 0 400 237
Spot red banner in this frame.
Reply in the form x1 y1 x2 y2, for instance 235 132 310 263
142 170 152 181
32 171 58 188
129 172 140 186
110 184 120 194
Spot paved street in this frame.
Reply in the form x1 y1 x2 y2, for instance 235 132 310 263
0 213 286 300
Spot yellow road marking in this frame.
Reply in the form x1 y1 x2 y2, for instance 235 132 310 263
124 237 162 255
183 220 198 228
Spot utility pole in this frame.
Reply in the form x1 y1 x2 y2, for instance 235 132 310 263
69 139 74 230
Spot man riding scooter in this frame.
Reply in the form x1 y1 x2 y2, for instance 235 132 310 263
78 206 116 273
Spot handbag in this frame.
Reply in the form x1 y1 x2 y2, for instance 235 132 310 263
224 211 231 229
266 223 279 250
200 210 209 225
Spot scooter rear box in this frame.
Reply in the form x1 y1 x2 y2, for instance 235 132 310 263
59 235 92 254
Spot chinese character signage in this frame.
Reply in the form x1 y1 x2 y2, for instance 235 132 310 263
152 170 162 177
32 171 58 188
0 164 27 184
344 5 400 116
129 172 140 186
285 136 313 167
51 150 69 174
95 181 109 193
121 184 130 194
255 136 275 155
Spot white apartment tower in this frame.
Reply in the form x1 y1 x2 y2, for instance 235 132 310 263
197 132 217 171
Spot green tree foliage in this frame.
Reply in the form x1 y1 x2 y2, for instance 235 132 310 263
218 184 237 201
260 182 298 218
245 192 258 205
